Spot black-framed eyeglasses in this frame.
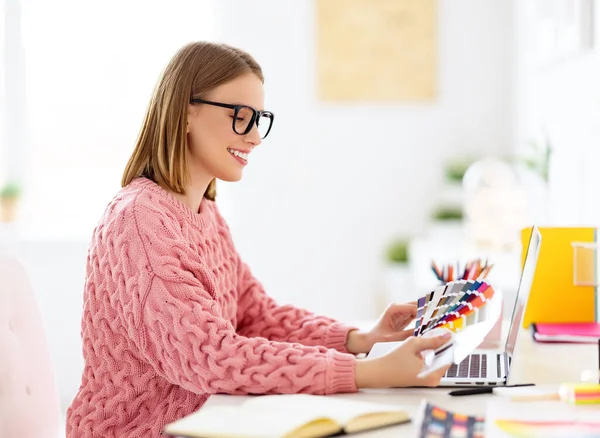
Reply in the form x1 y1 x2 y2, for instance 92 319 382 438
190 98 274 139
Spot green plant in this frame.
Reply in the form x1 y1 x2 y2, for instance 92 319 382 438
432 206 463 221
444 157 475 183
385 239 410 264
0 182 21 200
522 139 551 182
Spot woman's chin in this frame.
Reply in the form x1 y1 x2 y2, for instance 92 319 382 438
218 170 244 183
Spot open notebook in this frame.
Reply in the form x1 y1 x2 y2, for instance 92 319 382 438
163 394 410 438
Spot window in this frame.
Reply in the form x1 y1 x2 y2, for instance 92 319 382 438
0 0 4 189
8 0 217 238
517 0 599 226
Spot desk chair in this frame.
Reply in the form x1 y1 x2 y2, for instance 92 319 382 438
0 252 61 438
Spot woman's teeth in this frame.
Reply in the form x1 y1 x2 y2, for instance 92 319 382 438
227 148 248 161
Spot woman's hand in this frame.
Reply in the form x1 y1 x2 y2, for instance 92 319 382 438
346 302 417 354
354 333 451 388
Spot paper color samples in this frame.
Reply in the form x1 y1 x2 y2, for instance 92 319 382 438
414 279 495 335
495 419 600 437
416 401 484 438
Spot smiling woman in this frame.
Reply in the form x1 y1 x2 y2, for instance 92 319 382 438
121 44 274 206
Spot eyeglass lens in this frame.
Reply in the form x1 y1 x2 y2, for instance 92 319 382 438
234 107 272 139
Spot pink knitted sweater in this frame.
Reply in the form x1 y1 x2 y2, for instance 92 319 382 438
66 178 358 437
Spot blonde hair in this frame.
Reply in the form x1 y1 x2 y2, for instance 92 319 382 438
121 42 264 200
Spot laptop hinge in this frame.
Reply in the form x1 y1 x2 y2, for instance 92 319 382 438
502 353 510 381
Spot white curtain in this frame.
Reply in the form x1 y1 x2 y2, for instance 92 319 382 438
14 0 217 238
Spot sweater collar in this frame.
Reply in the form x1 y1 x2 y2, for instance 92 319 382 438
131 177 214 230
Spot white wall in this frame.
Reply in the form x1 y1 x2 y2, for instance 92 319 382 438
515 0 600 226
216 0 515 321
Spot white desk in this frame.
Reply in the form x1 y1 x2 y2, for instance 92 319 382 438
203 329 598 436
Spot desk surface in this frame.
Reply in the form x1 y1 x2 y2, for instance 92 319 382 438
203 328 598 437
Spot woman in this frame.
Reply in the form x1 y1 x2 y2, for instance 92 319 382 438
66 41 450 437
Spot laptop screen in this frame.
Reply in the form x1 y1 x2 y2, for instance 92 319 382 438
504 226 542 358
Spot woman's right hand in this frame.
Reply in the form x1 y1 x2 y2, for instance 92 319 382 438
355 333 452 388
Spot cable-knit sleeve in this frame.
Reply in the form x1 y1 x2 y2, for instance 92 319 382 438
235 261 359 354
127 199 357 396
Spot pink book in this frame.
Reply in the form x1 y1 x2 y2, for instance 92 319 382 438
533 322 600 343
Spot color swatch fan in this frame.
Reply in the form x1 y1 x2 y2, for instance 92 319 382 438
414 279 497 335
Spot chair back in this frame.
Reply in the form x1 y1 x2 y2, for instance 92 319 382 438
0 252 61 438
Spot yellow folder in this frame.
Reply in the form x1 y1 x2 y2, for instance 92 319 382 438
521 227 597 328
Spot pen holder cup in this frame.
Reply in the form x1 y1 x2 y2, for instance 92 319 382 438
572 242 600 286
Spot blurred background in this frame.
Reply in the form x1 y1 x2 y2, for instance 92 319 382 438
0 0 599 412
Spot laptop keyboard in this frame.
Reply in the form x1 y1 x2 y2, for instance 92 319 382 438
444 354 488 379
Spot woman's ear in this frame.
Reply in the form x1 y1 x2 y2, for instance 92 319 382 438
187 104 199 134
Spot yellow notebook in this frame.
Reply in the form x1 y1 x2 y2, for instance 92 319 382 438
163 394 410 438
521 227 597 328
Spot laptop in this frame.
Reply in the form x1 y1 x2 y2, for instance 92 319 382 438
439 225 542 387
